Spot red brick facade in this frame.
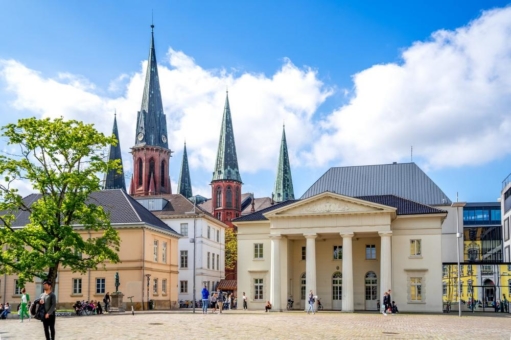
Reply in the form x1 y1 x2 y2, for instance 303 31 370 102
130 146 172 196
211 180 242 227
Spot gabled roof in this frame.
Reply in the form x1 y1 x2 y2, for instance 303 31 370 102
9 190 180 237
273 125 295 202
198 193 275 216
301 162 451 206
177 142 193 199
233 194 445 222
134 25 169 148
103 114 126 190
212 91 242 183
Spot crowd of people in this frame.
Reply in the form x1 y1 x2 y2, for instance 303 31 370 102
199 285 238 314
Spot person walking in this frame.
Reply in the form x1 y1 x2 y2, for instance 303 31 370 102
217 293 224 314
211 293 218 314
243 292 248 310
307 290 315 314
201 284 209 314
40 280 57 340
19 288 30 322
382 292 389 316
103 292 110 313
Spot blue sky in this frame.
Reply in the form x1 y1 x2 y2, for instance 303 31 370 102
1 0 511 203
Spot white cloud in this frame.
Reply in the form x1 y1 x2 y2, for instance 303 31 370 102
2 5 511 198
307 6 511 169
0 49 331 183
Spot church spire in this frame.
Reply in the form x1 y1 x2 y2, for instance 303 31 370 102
212 91 242 183
177 142 193 198
273 125 294 202
104 113 126 190
134 24 169 148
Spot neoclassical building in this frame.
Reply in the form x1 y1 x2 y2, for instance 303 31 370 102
234 191 448 312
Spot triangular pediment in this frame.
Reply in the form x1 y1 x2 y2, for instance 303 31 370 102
264 192 396 218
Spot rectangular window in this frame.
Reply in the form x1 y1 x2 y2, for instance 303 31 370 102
73 278 82 294
180 280 188 293
442 265 448 277
154 240 158 262
180 250 188 268
216 254 219 270
366 245 376 259
301 246 306 260
254 243 263 259
162 279 167 295
410 239 421 256
96 278 106 294
254 278 263 300
333 245 342 260
14 279 21 295
153 278 158 295
505 218 510 241
442 283 447 295
180 223 188 237
162 242 168 264
207 252 210 269
217 230 220 242
410 278 422 301
212 253 215 270
207 226 211 239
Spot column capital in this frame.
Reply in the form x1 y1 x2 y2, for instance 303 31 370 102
303 234 317 239
378 231 393 237
340 233 354 238
269 234 283 240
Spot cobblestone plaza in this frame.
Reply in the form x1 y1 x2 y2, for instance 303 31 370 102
1 311 510 339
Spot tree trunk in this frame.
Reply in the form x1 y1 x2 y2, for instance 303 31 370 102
47 264 59 286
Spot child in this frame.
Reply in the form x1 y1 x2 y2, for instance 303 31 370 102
392 301 399 314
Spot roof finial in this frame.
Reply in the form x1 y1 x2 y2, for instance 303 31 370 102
151 10 154 31
114 109 117 117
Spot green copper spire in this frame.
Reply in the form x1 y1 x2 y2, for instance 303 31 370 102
273 125 294 202
212 91 242 182
177 142 193 198
134 24 169 148
104 113 126 190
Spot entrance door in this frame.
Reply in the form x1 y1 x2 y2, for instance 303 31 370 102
365 271 378 310
484 279 495 308
332 271 342 310
300 273 306 309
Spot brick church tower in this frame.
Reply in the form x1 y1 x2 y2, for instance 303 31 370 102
130 25 172 197
211 92 242 227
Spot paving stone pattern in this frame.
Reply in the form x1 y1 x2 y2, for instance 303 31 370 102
0 311 510 339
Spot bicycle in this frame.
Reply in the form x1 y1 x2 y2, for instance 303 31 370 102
127 296 134 315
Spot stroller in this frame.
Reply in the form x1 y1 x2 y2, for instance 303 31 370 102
317 298 323 311
287 298 294 310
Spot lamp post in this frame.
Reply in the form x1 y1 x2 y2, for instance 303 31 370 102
452 200 466 317
145 274 151 310
186 199 199 313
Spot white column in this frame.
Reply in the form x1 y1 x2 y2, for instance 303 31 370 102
379 231 392 311
270 235 282 311
305 234 317 308
341 233 354 312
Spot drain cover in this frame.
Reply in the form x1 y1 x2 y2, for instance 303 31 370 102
149 323 163 325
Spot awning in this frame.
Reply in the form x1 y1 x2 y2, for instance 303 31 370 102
217 279 237 291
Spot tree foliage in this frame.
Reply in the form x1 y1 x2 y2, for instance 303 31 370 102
224 227 237 270
0 117 121 286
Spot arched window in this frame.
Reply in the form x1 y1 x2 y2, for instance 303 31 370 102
137 158 143 186
216 187 222 208
149 158 155 189
226 186 232 208
235 187 240 210
160 160 165 187
301 273 306 300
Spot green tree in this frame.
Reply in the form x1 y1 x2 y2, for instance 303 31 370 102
224 227 237 270
0 117 121 286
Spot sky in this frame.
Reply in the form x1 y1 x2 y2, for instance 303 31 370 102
1 0 511 203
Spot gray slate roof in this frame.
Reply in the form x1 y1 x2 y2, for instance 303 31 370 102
233 194 446 222
10 190 180 236
301 163 451 206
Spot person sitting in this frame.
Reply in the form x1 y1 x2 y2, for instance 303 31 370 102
0 303 10 319
265 301 272 312
391 301 399 314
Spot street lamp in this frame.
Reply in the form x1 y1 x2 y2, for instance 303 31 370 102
452 200 466 317
145 274 151 310
185 199 199 314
